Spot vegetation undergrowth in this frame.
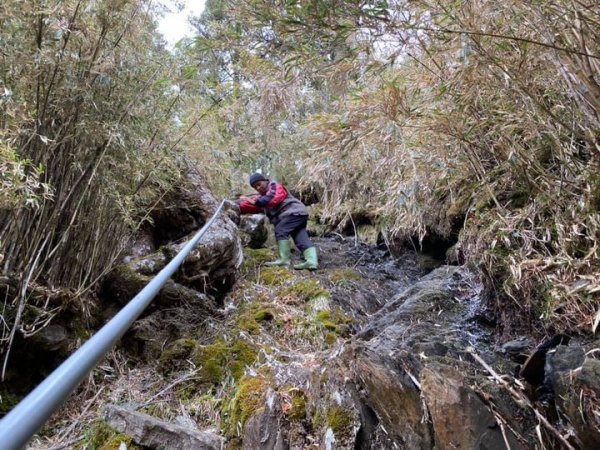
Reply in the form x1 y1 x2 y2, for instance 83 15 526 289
185 0 600 337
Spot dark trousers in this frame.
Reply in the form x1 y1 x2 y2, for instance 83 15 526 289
274 215 313 251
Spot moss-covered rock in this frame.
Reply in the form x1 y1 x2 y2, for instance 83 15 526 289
225 373 272 436
193 339 258 384
158 338 198 375
316 310 339 332
326 405 353 435
313 307 352 336
286 389 307 421
159 337 258 384
235 302 278 335
324 332 337 345
254 309 274 321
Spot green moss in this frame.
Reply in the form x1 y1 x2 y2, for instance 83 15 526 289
326 406 353 434
314 308 353 335
77 420 140 450
99 434 136 450
254 309 274 321
316 310 331 321
236 315 261 334
236 302 277 334
0 391 21 416
287 390 307 421
329 268 362 285
226 374 271 436
242 248 275 271
257 266 293 285
229 340 259 380
193 339 258 384
324 332 337 345
313 409 326 428
280 279 330 302
315 310 338 332
158 338 198 375
194 340 228 383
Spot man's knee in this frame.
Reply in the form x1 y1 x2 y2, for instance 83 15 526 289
275 231 289 241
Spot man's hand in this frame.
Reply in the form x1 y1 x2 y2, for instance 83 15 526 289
240 195 256 204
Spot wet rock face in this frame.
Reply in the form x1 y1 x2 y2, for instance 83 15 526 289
346 266 533 449
421 363 522 450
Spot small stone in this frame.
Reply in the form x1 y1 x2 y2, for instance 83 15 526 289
501 338 532 356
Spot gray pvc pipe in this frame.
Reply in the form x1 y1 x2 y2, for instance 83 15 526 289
0 201 226 450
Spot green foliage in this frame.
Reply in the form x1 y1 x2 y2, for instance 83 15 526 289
0 0 197 365
203 0 600 336
0 138 51 209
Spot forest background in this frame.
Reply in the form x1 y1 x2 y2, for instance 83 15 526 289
0 0 599 376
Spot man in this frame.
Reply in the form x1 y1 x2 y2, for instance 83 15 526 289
237 173 318 270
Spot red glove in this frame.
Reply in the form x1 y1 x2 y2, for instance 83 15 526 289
238 199 263 214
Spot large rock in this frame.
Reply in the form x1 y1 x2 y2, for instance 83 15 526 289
104 182 243 304
104 404 221 450
101 177 242 361
345 266 535 449
546 344 600 448
421 363 522 450
241 390 289 450
239 214 269 248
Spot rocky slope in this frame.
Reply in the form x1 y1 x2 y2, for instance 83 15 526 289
23 208 600 450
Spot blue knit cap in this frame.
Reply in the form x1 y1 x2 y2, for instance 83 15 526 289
249 172 268 186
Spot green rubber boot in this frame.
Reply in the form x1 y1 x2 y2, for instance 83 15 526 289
293 247 318 270
265 240 292 267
